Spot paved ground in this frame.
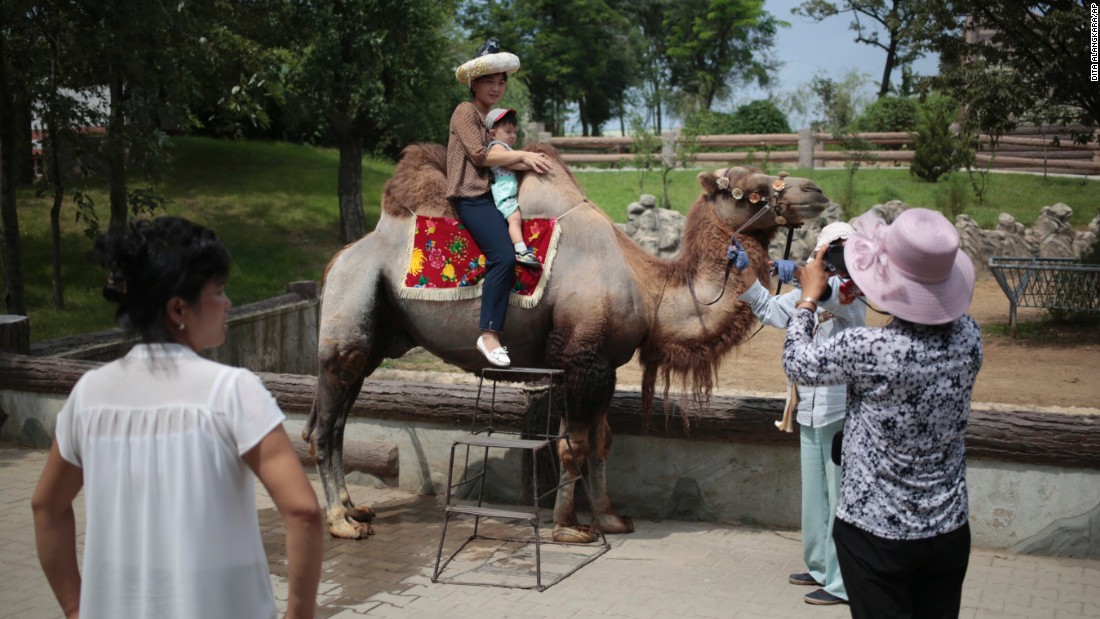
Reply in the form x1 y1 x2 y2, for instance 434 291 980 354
3 443 1098 618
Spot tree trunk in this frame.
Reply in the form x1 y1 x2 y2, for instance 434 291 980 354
48 134 64 309
0 37 28 315
878 37 899 99
0 316 29 354
336 132 365 243
107 73 127 240
15 94 33 184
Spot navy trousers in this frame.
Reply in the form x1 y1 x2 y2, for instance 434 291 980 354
833 518 971 619
453 192 516 332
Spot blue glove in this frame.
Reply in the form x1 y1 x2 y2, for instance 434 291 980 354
771 259 797 283
726 238 750 272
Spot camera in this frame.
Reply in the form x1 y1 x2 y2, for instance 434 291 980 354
823 243 847 275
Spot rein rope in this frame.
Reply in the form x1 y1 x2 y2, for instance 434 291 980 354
686 191 797 308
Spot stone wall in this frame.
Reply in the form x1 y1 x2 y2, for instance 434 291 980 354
31 281 320 374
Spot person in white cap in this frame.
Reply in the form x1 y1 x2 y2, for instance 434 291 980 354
783 208 982 619
446 38 553 367
735 221 865 607
485 108 541 268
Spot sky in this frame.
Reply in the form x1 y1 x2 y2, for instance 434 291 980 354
758 0 940 122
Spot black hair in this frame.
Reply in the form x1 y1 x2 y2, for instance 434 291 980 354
96 216 231 343
492 110 518 129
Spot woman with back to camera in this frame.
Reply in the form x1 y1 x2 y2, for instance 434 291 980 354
782 208 982 618
32 217 323 619
448 37 552 367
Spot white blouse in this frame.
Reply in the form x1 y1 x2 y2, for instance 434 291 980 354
55 343 285 619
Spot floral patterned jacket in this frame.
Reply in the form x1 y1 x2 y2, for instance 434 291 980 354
782 311 983 540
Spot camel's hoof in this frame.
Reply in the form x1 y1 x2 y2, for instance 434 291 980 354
328 517 375 540
346 503 375 523
599 514 634 534
552 524 598 544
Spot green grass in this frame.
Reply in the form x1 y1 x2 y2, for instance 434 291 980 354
8 136 1100 341
14 137 392 341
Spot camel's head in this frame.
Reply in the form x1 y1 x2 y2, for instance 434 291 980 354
697 167 828 233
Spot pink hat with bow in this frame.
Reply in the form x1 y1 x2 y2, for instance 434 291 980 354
843 208 975 325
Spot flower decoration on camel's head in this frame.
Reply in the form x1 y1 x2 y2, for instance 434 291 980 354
748 192 762 204
716 175 730 190
731 187 744 200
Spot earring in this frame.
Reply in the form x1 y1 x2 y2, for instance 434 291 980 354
178 323 186 331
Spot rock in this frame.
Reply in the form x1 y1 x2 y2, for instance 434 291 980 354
768 202 846 262
620 194 686 259
1010 501 1100 560
19 417 53 449
956 214 990 277
1035 203 1077 258
850 200 907 234
659 477 718 522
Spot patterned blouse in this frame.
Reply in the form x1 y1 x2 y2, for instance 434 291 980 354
446 101 492 199
782 311 983 540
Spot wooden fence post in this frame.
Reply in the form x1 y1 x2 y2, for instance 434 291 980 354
661 129 678 167
0 315 29 354
798 128 814 171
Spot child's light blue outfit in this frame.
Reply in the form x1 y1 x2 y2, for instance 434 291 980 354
488 140 519 219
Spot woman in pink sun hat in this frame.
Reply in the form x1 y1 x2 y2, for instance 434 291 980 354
782 208 982 618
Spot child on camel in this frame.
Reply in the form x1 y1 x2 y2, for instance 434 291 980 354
485 108 541 269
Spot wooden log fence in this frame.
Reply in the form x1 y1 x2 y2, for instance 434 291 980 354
2 353 1098 471
544 128 1100 175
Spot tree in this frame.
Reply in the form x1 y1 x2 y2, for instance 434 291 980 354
663 0 782 112
288 0 456 243
464 0 640 136
0 1 32 315
27 1 106 309
622 0 673 133
911 96 962 182
935 0 1098 142
794 0 942 99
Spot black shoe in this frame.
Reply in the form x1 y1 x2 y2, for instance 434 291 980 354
789 572 822 586
805 589 846 605
516 248 542 269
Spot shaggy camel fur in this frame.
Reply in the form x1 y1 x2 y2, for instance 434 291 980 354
304 143 829 541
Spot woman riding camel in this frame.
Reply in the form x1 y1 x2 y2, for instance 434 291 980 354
447 37 552 367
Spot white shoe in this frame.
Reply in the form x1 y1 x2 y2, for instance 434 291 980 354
476 335 511 367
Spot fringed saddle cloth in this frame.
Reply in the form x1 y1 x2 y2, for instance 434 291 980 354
398 215 562 309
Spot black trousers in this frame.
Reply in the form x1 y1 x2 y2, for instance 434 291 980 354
833 518 971 619
453 192 517 332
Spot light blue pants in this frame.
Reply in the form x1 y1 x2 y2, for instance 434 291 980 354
801 418 846 600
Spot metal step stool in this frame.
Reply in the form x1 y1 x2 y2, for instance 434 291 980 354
431 367 609 591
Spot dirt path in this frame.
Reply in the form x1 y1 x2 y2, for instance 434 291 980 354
383 279 1100 412
614 279 1100 411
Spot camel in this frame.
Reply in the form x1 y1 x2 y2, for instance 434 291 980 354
304 143 829 541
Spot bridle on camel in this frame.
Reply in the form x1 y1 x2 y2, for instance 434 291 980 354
686 172 802 307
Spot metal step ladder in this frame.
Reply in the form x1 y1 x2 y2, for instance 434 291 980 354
431 367 609 591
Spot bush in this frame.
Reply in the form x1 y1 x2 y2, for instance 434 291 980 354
729 100 791 134
856 96 918 132
682 100 791 136
682 110 736 136
911 96 963 183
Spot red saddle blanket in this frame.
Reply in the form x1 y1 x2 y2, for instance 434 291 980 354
400 215 560 308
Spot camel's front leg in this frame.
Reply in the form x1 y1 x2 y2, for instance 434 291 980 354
588 414 634 534
309 349 375 539
552 419 599 543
